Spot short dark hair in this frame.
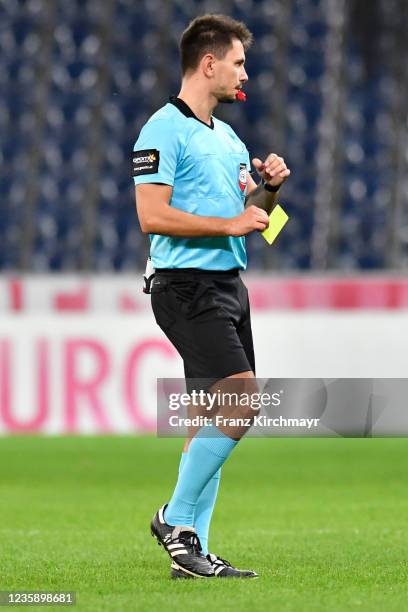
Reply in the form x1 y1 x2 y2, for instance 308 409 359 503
180 14 253 75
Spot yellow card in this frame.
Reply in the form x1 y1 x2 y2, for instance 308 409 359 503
262 204 289 245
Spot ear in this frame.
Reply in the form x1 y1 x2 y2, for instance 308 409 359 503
201 53 216 78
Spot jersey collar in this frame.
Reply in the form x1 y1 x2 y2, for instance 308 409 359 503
169 96 214 130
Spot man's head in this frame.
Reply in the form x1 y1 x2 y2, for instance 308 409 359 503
180 14 253 103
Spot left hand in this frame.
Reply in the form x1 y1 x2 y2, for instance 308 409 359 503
252 154 291 189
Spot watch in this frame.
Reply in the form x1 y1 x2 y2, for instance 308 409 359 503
263 180 280 193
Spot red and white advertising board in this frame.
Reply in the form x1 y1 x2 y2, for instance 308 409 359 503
2 275 408 313
1 308 407 434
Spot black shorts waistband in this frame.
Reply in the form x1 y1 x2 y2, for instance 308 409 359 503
155 267 241 277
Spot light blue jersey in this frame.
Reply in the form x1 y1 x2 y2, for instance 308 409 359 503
132 97 250 270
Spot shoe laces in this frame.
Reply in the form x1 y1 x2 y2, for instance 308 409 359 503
170 527 202 555
178 531 202 554
208 553 232 568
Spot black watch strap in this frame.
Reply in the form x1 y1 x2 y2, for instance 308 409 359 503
263 180 280 193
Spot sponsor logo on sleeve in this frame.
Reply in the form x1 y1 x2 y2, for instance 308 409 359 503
132 149 160 176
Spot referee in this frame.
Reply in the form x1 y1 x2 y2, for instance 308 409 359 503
133 14 290 579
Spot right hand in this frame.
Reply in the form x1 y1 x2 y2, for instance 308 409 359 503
227 206 269 237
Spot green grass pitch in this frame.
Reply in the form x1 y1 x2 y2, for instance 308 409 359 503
1 436 408 611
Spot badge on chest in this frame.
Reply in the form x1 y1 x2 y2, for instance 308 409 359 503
239 163 247 193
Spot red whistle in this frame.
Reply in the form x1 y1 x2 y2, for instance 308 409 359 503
235 90 247 102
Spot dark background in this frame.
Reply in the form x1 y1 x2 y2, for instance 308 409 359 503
1 0 407 272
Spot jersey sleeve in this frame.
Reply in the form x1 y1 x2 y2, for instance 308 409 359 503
132 119 180 187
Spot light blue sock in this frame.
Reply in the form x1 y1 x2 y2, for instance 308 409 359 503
194 468 221 556
164 425 237 528
178 451 188 472
177 451 221 556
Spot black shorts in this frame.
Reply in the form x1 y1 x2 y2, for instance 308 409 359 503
151 268 255 392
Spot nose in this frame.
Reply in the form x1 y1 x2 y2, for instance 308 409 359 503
240 66 249 83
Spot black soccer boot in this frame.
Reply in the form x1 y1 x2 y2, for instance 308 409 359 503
150 504 214 578
171 552 258 578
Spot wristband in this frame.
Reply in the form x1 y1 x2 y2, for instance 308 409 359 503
263 180 280 193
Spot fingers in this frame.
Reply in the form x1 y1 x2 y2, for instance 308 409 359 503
251 157 265 171
263 154 289 180
251 154 290 185
247 205 269 229
256 220 269 230
249 205 269 221
253 218 269 230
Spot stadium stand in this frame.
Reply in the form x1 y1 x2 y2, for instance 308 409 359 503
1 0 407 271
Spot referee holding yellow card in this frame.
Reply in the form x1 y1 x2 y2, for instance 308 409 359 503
133 14 290 579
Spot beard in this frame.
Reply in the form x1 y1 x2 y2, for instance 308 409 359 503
218 96 235 104
216 90 237 104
